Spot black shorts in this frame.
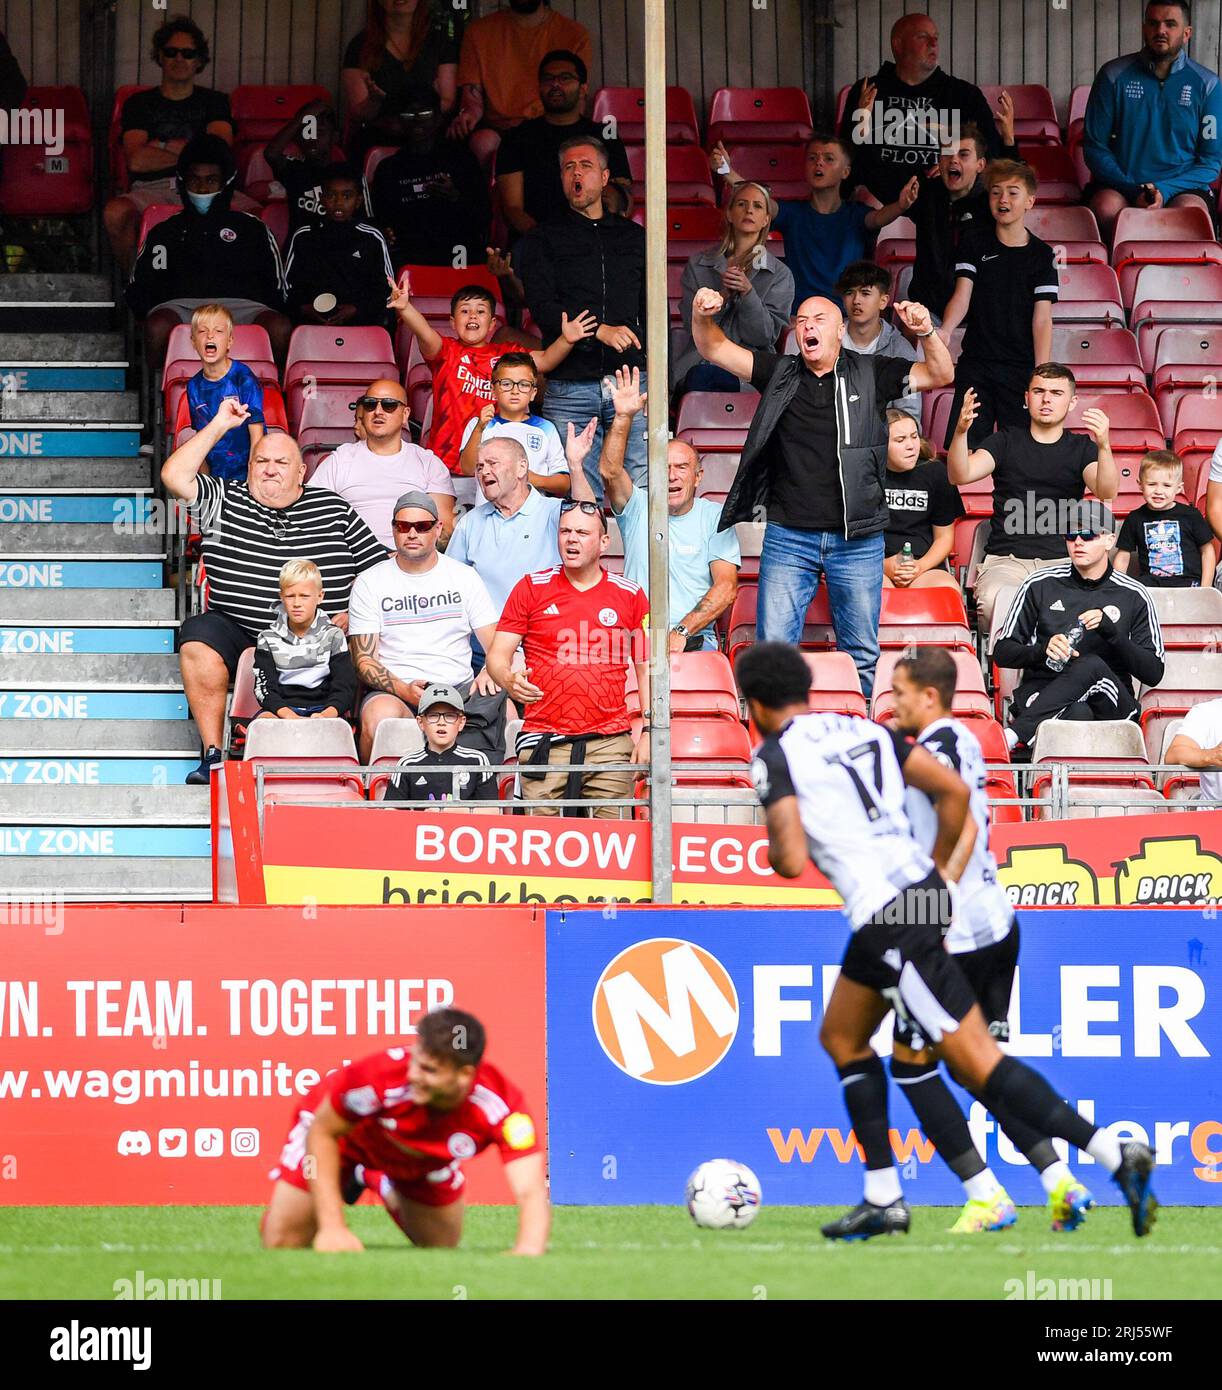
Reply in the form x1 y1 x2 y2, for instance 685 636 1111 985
893 916 1020 1050
177 609 255 676
839 871 977 1046
1083 180 1217 217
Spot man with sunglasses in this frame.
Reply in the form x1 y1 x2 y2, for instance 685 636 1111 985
348 493 504 764
104 17 253 275
993 499 1165 752
307 382 455 551
495 50 632 238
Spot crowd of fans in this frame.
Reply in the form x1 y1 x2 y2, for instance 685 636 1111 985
97 4 1222 807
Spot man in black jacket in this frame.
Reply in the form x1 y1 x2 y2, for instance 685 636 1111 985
693 289 953 693
284 164 395 327
127 134 290 372
838 13 1018 205
516 136 647 500
993 501 1165 751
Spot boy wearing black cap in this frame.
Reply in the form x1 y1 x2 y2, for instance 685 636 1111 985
992 500 1165 751
384 683 498 804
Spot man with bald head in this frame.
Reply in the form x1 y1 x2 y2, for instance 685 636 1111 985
162 398 387 781
306 379 456 550
839 13 1017 205
447 423 597 616
694 290 952 690
599 367 740 652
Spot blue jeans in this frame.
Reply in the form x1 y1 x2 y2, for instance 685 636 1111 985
541 371 648 501
757 524 884 695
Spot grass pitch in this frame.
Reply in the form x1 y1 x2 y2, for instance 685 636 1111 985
0 1204 1216 1300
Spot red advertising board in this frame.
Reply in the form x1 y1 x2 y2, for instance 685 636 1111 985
0 905 545 1205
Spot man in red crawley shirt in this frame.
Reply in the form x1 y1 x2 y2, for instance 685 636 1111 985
261 1007 549 1255
486 498 649 815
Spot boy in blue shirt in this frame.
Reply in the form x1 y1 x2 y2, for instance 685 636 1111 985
713 134 918 311
185 303 265 480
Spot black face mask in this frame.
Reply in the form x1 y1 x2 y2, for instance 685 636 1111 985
509 0 544 12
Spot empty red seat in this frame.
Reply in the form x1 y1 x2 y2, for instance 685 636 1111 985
980 85 1059 144
1027 205 1102 244
1151 327 1222 434
726 584 836 664
877 586 974 652
801 652 867 719
663 204 725 260
626 143 715 204
0 86 93 216
1050 327 1145 390
1139 652 1222 760
707 87 814 146
1015 144 1082 204
671 718 754 765
875 216 916 266
296 384 367 436
675 392 758 439
1112 204 1216 253
591 86 700 144
1131 265 1222 347
284 326 397 426
1116 240 1222 310
1067 85 1091 146
261 200 289 248
1052 264 1123 326
1065 391 1162 454
871 649 990 723
654 651 742 723
719 144 809 201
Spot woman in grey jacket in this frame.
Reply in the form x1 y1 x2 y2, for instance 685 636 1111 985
671 181 794 398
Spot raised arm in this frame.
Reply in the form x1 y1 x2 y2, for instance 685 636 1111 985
1079 409 1117 500
891 301 952 392
161 398 250 503
386 273 442 361
690 288 754 381
946 389 996 485
864 176 920 232
533 309 597 374
600 367 645 513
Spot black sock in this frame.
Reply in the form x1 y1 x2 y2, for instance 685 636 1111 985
981 1056 1097 1152
986 1099 1062 1173
837 1056 893 1170
892 1059 984 1180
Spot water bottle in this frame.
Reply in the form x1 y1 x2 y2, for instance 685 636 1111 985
1046 620 1085 673
900 542 914 563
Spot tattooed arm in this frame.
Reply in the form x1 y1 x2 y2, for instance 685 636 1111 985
348 632 426 708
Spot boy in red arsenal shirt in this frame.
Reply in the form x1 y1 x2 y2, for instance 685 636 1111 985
261 1007 548 1255
387 275 595 472
486 499 650 816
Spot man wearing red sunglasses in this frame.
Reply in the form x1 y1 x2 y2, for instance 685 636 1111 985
347 491 505 763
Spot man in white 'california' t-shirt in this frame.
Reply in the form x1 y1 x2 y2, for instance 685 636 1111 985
347 490 501 761
1167 697 1222 803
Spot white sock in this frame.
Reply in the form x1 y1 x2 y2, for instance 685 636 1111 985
1039 1159 1073 1195
1086 1132 1123 1173
964 1169 1001 1202
864 1166 903 1206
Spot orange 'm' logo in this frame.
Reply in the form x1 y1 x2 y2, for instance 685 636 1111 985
592 938 739 1085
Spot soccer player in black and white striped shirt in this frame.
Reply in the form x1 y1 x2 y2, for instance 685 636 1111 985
162 397 387 782
739 642 1157 1241
891 647 1095 1234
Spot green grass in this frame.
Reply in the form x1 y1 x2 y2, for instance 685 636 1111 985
0 1205 1216 1300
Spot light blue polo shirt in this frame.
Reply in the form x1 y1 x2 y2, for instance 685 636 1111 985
615 488 740 649
446 486 562 612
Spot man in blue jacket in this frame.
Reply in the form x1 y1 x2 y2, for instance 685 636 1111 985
1083 1 1222 239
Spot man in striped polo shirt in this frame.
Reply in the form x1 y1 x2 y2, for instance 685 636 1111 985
162 396 387 782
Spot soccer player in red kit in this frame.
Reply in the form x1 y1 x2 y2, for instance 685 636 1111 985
261 1007 549 1255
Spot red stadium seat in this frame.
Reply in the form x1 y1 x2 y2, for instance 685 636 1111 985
670 718 754 765
300 428 355 476
1139 652 1222 760
1026 205 1105 263
108 83 152 193
696 453 741 497
1115 241 1222 310
1112 204 1215 252
296 384 368 436
877 587 974 653
232 84 331 182
707 87 814 146
243 715 365 804
726 584 837 663
1051 264 1123 326
1151 327 1222 435
136 203 180 253
980 85 1059 144
1049 327 1145 390
0 87 93 215
871 650 990 723
284 326 397 426
591 86 700 144
655 651 742 723
1172 395 1222 499
626 143 715 204
1067 85 1091 146
1015 144 1082 204
395 265 504 324
663 204 724 258
362 144 398 188
875 216 916 266
172 381 288 444
1065 390 1162 439
1131 265 1222 346
675 391 758 441
721 144 809 201
161 323 278 427
801 652 867 719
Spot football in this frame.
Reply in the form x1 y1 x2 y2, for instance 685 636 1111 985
685 1159 763 1230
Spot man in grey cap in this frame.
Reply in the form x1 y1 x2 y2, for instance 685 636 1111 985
384 682 498 804
992 498 1165 751
347 490 505 762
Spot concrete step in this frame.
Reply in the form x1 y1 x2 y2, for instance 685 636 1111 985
0 391 140 422
0 366 127 391
0 332 125 359
0 653 182 684
0 274 111 303
0 784 209 820
0 587 176 619
0 525 163 551
0 459 151 487
0 719 199 752
0 856 213 897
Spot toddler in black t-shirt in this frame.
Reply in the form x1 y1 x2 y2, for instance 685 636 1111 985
1115 451 1216 589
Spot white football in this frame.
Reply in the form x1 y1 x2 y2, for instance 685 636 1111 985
685 1159 762 1230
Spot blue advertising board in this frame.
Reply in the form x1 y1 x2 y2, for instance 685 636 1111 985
547 908 1221 1207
